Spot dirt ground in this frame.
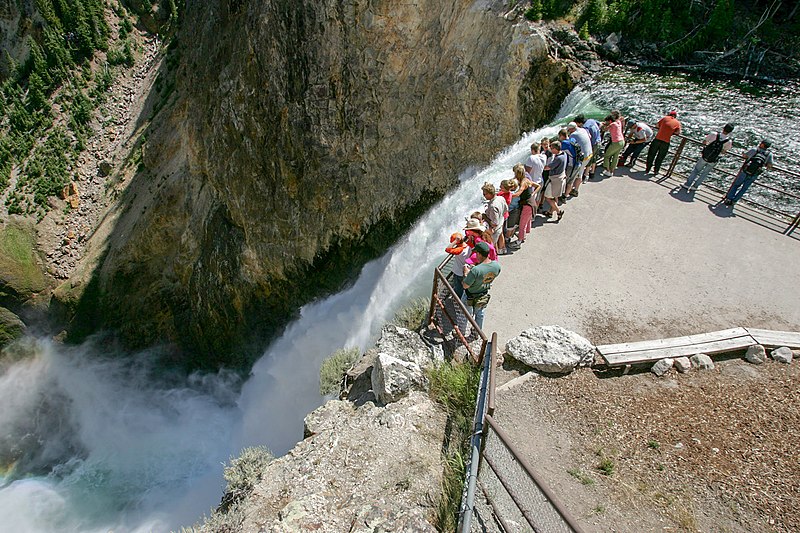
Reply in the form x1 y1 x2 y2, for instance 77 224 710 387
491 356 799 533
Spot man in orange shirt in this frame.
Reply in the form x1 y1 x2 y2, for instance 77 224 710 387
645 110 682 176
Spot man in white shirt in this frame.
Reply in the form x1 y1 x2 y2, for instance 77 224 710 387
682 123 735 192
482 182 508 253
619 119 653 168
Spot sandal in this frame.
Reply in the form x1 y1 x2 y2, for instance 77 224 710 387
557 210 564 221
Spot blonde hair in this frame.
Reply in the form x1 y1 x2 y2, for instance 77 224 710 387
513 164 525 182
481 182 496 196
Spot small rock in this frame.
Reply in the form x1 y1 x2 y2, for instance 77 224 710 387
651 358 674 377
674 357 692 373
712 447 720 454
690 353 715 370
674 442 684 450
745 345 766 365
770 346 793 364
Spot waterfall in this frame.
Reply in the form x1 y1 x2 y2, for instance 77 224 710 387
0 90 594 532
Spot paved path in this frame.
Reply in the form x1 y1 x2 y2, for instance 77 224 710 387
483 168 800 351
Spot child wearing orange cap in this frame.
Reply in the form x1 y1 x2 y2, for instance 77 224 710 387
445 232 471 299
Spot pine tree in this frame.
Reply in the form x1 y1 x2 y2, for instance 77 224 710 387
26 72 49 111
528 0 543 21
585 0 608 32
579 21 591 40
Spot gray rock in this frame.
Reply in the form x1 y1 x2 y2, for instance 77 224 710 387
651 358 674 377
0 307 26 348
674 357 692 373
771 346 793 364
745 345 766 365
376 325 440 369
690 353 715 370
504 326 595 374
371 353 427 404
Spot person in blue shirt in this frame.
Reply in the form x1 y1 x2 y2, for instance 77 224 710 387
575 114 602 178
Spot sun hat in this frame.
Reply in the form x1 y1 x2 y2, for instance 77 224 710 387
464 218 484 232
668 109 678 117
473 241 491 256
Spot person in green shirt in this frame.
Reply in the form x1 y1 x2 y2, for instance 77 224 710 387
462 241 501 330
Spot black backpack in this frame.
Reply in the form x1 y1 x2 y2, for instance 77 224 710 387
701 133 726 163
570 138 584 164
744 149 769 175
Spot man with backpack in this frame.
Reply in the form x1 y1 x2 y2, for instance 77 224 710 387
722 140 774 206
575 114 602 178
566 121 592 197
682 123 735 192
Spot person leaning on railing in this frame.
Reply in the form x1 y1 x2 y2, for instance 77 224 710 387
645 109 682 176
681 123 735 193
461 241 501 330
722 140 774 206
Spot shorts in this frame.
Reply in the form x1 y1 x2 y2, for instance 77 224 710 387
544 174 565 199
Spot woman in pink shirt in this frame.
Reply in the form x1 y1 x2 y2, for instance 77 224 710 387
603 113 625 177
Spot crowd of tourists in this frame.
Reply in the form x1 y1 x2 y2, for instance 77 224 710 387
446 109 777 329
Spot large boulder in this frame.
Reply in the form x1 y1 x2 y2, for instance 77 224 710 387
375 325 440 368
505 326 595 374
371 353 427 404
745 345 767 365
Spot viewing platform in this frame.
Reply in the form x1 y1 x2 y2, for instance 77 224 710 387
483 162 800 351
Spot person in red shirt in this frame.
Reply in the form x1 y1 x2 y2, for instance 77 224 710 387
645 110 682 176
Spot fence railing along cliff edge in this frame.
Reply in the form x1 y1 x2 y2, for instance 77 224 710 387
428 255 583 533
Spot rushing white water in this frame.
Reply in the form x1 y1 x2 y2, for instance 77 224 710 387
0 90 592 533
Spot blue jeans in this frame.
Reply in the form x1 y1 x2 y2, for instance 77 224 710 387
725 171 757 203
470 304 486 330
452 275 464 299
684 158 716 189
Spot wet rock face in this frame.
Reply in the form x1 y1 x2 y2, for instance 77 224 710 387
74 0 580 368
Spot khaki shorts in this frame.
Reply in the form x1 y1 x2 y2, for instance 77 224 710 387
545 174 565 199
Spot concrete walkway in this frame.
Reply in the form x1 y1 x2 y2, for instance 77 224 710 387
483 167 800 351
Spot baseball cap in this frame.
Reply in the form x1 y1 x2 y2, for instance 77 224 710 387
473 241 491 256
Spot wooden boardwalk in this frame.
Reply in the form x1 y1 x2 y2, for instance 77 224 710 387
596 327 800 367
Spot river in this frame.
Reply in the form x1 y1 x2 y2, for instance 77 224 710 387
0 71 797 532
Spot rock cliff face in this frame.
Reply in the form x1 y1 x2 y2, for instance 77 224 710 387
64 0 579 367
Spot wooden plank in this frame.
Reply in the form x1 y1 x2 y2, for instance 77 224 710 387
601 336 756 367
746 328 800 348
597 328 750 356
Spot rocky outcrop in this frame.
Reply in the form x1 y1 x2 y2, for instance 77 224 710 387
505 325 595 373
60 0 582 369
203 392 446 532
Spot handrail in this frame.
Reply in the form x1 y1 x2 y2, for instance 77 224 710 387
428 253 489 364
643 128 800 235
484 414 586 533
458 332 495 533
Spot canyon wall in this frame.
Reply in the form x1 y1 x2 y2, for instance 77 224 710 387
60 0 580 368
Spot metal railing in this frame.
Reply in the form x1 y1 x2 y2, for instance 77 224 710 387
428 254 488 364
654 133 800 236
428 254 583 532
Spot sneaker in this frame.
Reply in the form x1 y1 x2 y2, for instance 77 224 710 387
569 190 579 197
688 186 697 192
680 184 689 191
602 170 612 176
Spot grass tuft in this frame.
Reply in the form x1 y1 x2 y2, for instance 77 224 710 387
219 446 273 512
391 297 430 330
319 347 360 396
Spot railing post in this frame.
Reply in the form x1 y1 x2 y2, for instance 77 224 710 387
427 269 439 326
664 137 687 181
784 209 800 236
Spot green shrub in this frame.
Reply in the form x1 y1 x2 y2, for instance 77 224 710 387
391 297 429 330
319 347 360 395
579 21 590 40
524 5 541 21
219 446 273 511
432 450 465 532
